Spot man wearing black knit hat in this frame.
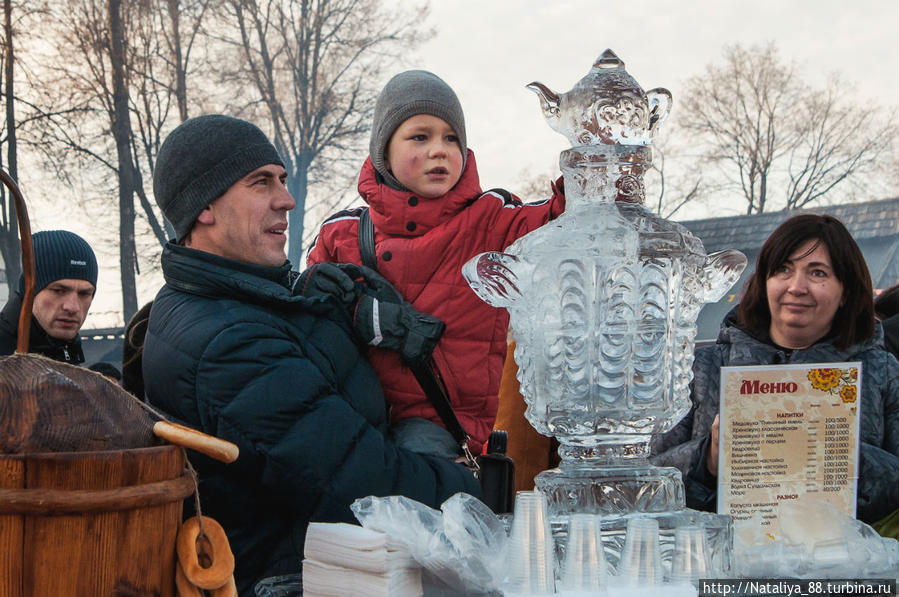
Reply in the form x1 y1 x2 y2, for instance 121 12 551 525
0 229 98 363
143 114 477 595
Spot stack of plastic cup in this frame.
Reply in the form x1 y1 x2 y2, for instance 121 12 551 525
559 513 605 595
505 490 556 595
615 516 663 586
669 525 710 585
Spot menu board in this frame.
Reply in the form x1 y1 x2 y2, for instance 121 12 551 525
717 362 861 537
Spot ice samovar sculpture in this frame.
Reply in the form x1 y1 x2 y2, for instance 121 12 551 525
463 50 746 573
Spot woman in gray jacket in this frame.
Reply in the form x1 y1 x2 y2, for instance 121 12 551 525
651 214 899 525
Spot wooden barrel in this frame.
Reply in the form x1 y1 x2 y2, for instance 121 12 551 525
0 444 194 597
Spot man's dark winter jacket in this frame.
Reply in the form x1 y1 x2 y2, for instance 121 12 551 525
651 309 899 524
142 243 480 596
0 291 85 363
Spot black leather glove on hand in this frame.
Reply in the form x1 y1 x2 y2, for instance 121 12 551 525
292 262 357 304
351 266 445 367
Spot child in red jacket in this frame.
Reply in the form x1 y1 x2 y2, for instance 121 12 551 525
308 70 564 458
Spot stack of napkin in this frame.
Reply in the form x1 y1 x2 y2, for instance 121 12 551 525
302 522 422 597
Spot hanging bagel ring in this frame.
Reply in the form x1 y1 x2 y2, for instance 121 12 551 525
174 561 202 597
176 516 235 590
211 575 238 597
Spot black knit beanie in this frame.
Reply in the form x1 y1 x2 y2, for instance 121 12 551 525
370 70 467 191
18 230 98 294
153 115 285 241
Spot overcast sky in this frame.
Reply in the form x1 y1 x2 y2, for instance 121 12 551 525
400 0 899 218
31 0 898 328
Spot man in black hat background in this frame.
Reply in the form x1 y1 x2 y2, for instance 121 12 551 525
142 114 478 595
0 229 98 363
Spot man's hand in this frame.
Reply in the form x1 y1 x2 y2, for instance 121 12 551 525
706 414 720 476
293 262 357 304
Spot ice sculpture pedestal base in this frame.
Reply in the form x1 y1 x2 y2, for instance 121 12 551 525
535 457 734 576
536 461 685 517
581 510 733 577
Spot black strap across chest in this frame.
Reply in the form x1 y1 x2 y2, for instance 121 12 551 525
357 208 378 270
356 207 473 454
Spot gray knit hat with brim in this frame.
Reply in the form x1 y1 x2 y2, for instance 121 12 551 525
18 230 98 294
370 70 466 191
153 115 284 241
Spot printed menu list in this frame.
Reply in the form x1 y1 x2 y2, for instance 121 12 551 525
717 363 861 538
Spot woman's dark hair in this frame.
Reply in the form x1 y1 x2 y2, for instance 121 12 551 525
874 282 899 320
737 214 874 350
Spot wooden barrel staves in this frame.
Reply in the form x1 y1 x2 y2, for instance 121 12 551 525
0 170 237 596
0 347 198 597
0 444 194 597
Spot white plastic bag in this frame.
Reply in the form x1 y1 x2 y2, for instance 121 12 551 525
351 493 508 594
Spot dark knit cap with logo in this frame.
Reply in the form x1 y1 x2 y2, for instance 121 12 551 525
369 70 467 191
19 230 98 294
153 114 285 241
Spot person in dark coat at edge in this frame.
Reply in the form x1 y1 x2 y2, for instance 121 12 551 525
651 214 899 531
0 229 98 364
875 282 899 359
121 300 152 400
141 114 480 596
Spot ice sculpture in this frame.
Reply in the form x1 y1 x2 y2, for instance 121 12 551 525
463 50 747 575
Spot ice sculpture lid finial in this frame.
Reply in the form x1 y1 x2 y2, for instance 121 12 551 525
527 48 673 147
595 48 625 69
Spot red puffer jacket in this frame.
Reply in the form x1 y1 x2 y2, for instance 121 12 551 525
307 151 565 452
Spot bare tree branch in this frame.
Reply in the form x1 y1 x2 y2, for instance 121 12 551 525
211 0 433 264
679 43 896 213
16 0 215 321
785 77 896 209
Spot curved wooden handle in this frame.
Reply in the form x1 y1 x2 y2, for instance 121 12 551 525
0 169 34 354
153 421 239 464
0 473 195 514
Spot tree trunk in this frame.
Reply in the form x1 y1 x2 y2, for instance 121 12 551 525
758 173 768 214
286 156 309 267
166 0 188 122
108 0 138 321
0 0 21 295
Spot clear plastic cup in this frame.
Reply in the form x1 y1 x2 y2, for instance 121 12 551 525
669 525 710 585
559 512 605 592
505 490 556 595
615 516 663 585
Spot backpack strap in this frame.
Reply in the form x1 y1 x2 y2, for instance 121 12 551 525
357 207 378 270
355 206 476 467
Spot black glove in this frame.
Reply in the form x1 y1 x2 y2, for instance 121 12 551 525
350 266 445 367
292 262 357 304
